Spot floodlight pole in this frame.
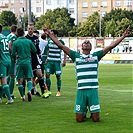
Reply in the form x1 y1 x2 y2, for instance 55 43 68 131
99 6 103 37
28 0 32 23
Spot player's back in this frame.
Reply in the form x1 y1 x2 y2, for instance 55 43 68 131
12 37 36 65
0 33 11 65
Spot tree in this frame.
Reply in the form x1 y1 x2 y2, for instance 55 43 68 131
21 12 38 30
35 8 75 37
76 9 133 37
104 19 116 37
76 12 100 37
0 11 17 28
114 18 132 37
68 25 78 37
103 8 133 36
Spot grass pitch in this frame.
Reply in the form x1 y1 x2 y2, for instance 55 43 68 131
0 64 132 133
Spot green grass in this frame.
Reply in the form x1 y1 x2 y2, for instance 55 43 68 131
0 64 132 133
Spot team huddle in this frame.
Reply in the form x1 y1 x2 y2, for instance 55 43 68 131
0 23 66 104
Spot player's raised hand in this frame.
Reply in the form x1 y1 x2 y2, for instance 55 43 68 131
123 25 130 37
43 25 50 35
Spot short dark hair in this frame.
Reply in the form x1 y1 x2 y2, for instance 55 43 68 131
28 23 34 27
41 33 46 40
10 25 17 32
82 40 92 51
0 24 2 33
51 29 58 36
17 27 24 37
82 40 92 46
34 30 39 34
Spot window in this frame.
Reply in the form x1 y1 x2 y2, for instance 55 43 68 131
46 0 51 5
101 11 106 17
124 0 132 6
10 0 14 4
101 1 107 7
69 8 74 14
20 0 24 3
69 0 74 4
36 0 41 3
92 2 97 7
129 0 132 6
36 7 41 13
31 7 33 12
82 12 88 18
57 0 63 4
115 0 121 6
19 7 24 13
82 2 88 7
10 8 15 13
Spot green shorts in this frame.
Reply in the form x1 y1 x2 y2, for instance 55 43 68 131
16 64 33 79
0 62 11 77
41 63 46 74
74 88 100 114
9 60 16 75
45 61 62 75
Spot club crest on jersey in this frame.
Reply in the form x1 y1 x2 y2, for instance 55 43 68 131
76 56 96 63
76 57 94 63
85 57 93 62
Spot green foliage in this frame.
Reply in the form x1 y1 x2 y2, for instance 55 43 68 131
77 9 133 37
1 26 10 30
77 12 100 37
0 8 133 37
114 18 132 37
0 11 17 27
104 19 116 37
68 25 78 37
103 8 133 37
35 8 75 37
104 8 133 22
21 12 37 30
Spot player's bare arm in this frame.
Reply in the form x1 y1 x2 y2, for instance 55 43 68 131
9 41 13 51
62 53 67 67
103 26 130 55
43 25 71 56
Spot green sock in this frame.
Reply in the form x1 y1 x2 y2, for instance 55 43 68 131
44 78 46 84
3 84 10 100
46 78 51 91
27 81 32 92
6 76 10 84
57 78 61 92
9 78 15 94
0 85 3 99
18 84 24 97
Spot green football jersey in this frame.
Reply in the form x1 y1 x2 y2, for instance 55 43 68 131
0 33 11 65
46 39 65 62
7 33 17 43
70 50 103 89
12 37 37 65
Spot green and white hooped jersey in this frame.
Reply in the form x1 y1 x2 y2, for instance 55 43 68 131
70 50 103 89
47 39 65 62
7 33 17 43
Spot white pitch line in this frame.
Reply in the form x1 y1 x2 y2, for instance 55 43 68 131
100 89 133 93
51 84 133 93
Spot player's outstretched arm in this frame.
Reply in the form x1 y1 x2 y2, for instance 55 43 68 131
43 25 70 56
103 26 130 55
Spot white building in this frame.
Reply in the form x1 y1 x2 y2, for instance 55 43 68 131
0 0 8 13
30 0 78 25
